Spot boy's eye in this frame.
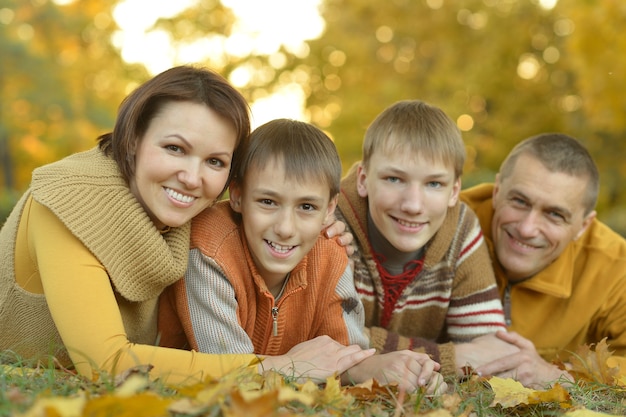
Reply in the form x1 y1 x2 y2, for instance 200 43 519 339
260 199 275 206
301 203 317 212
427 181 443 188
385 176 400 183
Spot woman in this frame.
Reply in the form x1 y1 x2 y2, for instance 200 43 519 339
0 66 372 384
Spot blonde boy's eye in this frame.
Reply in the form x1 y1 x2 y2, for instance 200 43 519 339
301 203 317 211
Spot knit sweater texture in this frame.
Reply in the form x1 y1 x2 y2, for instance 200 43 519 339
462 183 626 361
0 147 257 382
159 201 369 356
337 166 506 376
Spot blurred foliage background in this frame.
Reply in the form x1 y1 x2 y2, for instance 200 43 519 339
0 0 624 235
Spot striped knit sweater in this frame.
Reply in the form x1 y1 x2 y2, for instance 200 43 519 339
337 166 506 377
160 201 369 356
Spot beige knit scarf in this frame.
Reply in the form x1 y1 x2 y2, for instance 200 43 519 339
29 147 190 301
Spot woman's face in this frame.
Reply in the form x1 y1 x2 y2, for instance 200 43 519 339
130 100 237 230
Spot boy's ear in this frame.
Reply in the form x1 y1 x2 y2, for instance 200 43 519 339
324 195 339 224
229 182 243 213
448 177 462 207
356 163 368 198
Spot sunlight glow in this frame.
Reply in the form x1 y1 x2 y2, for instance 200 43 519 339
112 0 324 125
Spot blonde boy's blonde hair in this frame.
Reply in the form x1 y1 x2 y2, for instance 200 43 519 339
362 100 466 178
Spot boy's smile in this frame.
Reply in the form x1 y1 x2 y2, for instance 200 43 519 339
230 157 337 294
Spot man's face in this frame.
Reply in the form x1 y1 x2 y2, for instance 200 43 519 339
491 153 596 282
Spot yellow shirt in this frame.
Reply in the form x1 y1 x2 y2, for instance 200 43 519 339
0 148 256 384
461 183 626 361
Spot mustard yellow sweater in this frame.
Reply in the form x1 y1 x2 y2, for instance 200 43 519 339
462 183 626 361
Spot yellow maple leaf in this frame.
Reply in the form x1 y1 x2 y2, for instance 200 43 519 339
489 377 572 409
17 394 86 417
82 393 171 417
488 377 535 408
527 383 571 406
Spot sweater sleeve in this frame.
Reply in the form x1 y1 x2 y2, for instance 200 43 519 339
30 201 257 384
322 264 370 349
446 210 506 341
184 249 256 354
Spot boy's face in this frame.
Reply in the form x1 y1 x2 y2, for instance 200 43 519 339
357 149 460 253
230 158 337 288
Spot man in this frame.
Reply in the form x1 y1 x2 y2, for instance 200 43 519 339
460 133 626 388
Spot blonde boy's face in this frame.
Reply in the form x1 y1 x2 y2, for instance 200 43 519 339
357 148 460 253
230 158 337 290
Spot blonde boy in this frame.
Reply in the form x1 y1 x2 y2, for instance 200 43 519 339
336 100 509 378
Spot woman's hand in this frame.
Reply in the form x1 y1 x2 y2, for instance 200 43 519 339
258 336 375 383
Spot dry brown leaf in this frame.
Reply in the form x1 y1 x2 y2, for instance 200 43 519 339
568 338 619 385
224 389 280 417
343 378 398 401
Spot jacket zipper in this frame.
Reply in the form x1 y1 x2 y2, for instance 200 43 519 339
271 306 279 336
503 283 512 326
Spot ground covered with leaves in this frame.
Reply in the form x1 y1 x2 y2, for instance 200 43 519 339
2 340 626 417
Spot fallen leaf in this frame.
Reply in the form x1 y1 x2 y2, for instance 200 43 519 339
16 394 86 417
568 338 619 385
488 377 535 407
527 383 571 406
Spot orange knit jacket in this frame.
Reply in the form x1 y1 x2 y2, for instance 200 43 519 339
159 202 368 356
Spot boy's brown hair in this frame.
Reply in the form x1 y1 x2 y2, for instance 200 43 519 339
234 118 342 198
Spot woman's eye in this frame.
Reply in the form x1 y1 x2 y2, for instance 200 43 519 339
165 145 183 153
207 158 224 167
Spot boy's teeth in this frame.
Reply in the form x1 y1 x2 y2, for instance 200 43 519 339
166 188 195 203
268 241 293 253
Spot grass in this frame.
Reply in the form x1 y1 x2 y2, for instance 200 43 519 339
2 351 626 417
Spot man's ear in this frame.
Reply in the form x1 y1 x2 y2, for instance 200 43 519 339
492 173 501 209
575 210 596 241
229 183 243 213
356 163 368 198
